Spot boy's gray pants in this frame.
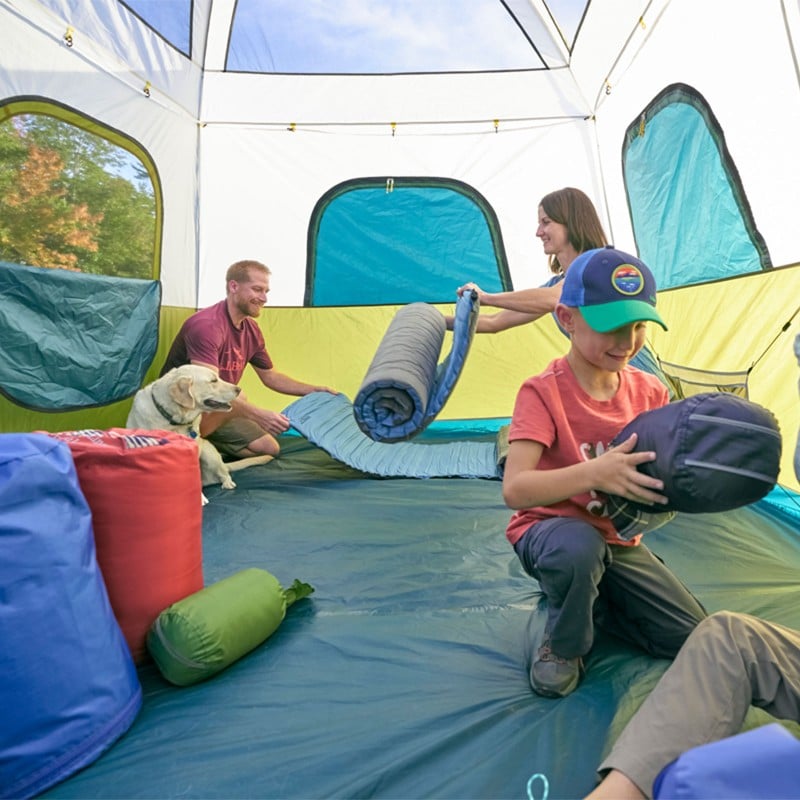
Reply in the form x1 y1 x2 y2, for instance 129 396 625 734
514 517 706 659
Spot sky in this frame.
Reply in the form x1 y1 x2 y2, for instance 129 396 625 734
120 0 589 73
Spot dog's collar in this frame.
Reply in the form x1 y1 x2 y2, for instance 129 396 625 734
150 387 191 429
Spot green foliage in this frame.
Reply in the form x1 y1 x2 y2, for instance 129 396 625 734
0 112 156 278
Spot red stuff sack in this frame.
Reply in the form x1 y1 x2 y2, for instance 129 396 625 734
46 428 204 663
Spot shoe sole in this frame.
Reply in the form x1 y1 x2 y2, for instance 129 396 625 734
530 661 584 698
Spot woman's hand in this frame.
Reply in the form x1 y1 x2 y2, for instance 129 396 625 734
456 282 490 304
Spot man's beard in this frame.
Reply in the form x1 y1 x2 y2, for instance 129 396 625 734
237 298 262 318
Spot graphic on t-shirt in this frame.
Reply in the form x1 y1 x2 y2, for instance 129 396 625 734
220 347 246 378
580 439 608 517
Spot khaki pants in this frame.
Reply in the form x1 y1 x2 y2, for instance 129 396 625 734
207 417 265 457
598 611 800 797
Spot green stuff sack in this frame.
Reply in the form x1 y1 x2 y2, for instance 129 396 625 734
147 568 314 686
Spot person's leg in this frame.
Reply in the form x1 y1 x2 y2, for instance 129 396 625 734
515 518 610 696
595 543 706 658
591 611 800 799
515 517 611 657
585 770 644 800
207 418 281 458
236 432 281 457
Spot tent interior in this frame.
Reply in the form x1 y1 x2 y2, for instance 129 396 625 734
35 442 800 799
2 1 800 798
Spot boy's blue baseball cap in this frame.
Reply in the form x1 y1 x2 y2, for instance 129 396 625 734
560 245 668 333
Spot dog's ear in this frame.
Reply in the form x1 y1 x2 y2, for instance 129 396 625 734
169 376 196 409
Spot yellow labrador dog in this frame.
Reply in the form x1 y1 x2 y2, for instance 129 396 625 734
126 364 272 490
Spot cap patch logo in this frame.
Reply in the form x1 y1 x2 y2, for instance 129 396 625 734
611 264 645 296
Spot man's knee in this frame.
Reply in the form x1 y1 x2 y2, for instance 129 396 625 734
677 611 757 666
244 433 281 457
694 610 755 646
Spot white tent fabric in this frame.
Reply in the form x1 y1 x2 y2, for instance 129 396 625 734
3 0 799 306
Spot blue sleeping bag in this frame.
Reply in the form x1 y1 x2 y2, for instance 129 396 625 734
606 392 782 539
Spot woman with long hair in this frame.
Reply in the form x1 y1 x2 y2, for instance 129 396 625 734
449 186 607 332
449 186 667 383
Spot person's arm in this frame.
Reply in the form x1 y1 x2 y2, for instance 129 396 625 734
471 284 562 315
198 394 289 438
208 366 334 438
445 283 562 332
502 433 668 510
189 360 291 437
253 366 336 397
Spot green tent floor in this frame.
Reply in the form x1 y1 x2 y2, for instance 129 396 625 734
44 435 800 799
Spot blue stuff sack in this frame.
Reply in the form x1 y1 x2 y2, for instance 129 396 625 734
0 433 142 800
654 723 800 799
607 393 781 538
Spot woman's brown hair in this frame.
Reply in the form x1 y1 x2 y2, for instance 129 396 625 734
540 187 608 274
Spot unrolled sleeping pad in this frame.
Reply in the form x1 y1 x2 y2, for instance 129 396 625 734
284 289 499 477
284 391 501 478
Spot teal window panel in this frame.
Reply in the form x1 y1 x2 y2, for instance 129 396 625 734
623 83 770 289
306 178 511 306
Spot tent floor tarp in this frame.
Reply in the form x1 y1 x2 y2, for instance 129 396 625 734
43 434 800 800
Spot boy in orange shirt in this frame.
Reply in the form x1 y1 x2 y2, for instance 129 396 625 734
503 246 705 698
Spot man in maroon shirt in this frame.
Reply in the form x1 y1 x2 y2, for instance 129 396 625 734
162 259 335 458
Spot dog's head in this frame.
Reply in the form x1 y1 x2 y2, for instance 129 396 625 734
164 364 241 413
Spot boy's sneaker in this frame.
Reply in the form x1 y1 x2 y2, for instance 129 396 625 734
529 638 584 698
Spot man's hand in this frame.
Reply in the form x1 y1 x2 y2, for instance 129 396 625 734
250 407 291 435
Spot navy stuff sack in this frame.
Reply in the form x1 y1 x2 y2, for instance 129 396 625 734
607 392 781 539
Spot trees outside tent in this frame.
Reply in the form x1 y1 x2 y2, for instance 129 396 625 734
0 111 156 278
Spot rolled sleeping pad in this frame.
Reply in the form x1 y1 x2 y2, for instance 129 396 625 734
354 302 445 442
353 289 479 443
607 392 782 540
147 568 314 686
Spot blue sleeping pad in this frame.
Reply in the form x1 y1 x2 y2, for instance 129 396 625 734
353 289 479 442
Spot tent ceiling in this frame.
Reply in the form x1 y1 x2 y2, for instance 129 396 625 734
23 0 657 126
120 0 587 73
